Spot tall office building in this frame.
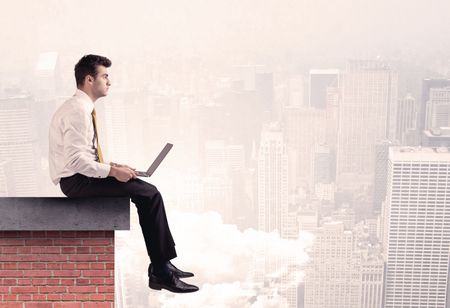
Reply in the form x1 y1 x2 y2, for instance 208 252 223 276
425 87 450 130
283 106 327 190
304 221 361 308
419 78 450 133
422 127 450 147
257 124 288 237
360 256 384 308
373 140 391 211
396 94 417 144
0 96 39 196
309 69 339 109
383 147 450 308
336 60 398 189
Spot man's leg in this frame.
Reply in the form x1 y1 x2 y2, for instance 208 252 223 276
60 174 176 263
60 174 199 293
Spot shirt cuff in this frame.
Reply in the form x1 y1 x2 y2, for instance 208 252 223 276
96 163 111 178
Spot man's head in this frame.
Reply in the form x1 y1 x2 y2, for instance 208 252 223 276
74 54 111 101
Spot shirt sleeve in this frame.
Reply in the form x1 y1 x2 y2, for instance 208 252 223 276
62 108 111 178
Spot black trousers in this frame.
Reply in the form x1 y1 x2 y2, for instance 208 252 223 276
60 173 177 264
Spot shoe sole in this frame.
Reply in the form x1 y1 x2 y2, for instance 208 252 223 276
148 281 199 293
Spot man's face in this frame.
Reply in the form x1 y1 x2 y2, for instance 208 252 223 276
91 65 111 99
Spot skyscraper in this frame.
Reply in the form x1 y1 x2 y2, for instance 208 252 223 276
396 94 417 145
0 96 39 196
304 221 361 308
383 146 450 308
309 69 339 109
257 123 288 237
425 87 450 130
336 60 398 189
419 78 450 133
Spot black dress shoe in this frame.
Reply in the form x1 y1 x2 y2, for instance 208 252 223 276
149 263 194 278
167 261 194 278
149 272 199 293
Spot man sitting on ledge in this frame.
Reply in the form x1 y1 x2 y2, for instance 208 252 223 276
48 54 198 293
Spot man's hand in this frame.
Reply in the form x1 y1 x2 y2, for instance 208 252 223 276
108 164 137 182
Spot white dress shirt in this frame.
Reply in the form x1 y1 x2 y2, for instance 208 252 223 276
49 89 111 185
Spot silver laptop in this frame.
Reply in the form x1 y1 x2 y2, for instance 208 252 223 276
136 143 173 177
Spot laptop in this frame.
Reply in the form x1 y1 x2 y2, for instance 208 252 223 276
136 143 173 177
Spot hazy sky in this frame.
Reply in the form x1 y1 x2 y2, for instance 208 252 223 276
2 0 450 72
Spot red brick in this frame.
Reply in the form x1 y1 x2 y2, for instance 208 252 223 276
61 231 77 238
98 286 114 293
23 270 52 277
90 263 105 270
32 294 47 301
68 286 97 293
69 255 97 262
62 263 76 270
17 247 32 254
61 293 77 301
18 262 32 270
52 270 81 277
39 286 66 293
25 239 53 246
54 239 82 246
1 278 17 286
0 270 23 277
46 293 62 301
97 255 114 262
54 303 82 308
105 263 114 270
76 246 91 254
82 270 111 277
45 278 61 286
39 255 68 262
88 278 105 285
18 278 32 285
17 293 33 301
89 294 105 301
90 247 105 254
61 247 76 254
24 303 53 308
30 231 46 237
0 303 21 308
82 239 112 246
105 293 114 301
75 263 90 270
31 246 61 254
4 263 18 270
0 286 10 293
46 231 61 237
75 293 90 301
31 263 47 270
47 263 62 270
75 278 90 286
104 278 114 285
83 303 113 308
0 239 24 246
89 231 106 237
60 279 75 286
11 286 38 293
2 247 18 254
2 293 17 300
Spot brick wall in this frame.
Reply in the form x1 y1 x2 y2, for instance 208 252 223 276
0 231 114 308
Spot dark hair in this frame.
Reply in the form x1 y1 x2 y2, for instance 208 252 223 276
74 54 111 87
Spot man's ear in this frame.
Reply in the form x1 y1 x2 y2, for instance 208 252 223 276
86 75 94 84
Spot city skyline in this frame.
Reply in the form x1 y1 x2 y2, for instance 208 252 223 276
2 1 450 307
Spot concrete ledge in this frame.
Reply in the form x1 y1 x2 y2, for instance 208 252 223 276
0 197 130 231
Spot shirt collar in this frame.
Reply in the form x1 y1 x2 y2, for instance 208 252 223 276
74 89 95 113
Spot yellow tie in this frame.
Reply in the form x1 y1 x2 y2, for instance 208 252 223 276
91 109 104 163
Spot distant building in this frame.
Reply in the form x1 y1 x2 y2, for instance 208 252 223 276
419 78 450 133
396 94 417 144
383 146 450 308
422 127 450 146
336 60 398 190
309 69 339 109
425 87 450 130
